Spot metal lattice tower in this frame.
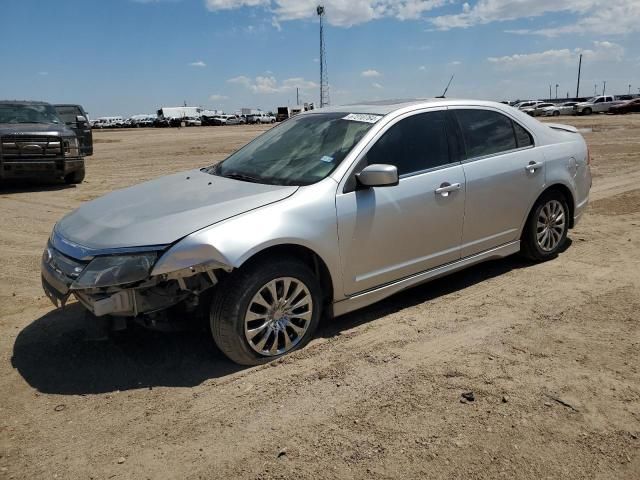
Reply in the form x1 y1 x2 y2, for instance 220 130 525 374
317 5 330 107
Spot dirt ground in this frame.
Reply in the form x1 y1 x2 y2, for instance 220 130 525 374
1 116 639 479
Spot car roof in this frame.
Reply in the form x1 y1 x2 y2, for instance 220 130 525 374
0 100 51 106
307 98 518 116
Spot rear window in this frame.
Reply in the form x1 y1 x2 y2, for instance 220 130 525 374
454 109 517 159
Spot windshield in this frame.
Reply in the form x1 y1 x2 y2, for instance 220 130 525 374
0 103 62 124
204 112 379 186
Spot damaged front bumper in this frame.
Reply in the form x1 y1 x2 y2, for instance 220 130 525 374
41 239 230 318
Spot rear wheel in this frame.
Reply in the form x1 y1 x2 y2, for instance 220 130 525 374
521 191 569 262
64 168 85 185
553 110 560 116
210 257 322 365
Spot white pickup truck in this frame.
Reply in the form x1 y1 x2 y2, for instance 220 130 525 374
573 96 624 115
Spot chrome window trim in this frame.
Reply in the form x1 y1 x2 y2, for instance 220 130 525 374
50 227 169 261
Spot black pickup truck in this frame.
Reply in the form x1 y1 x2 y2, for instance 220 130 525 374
0 100 85 184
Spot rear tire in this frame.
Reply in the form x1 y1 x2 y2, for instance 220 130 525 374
553 110 560 116
521 191 569 262
64 168 85 185
210 257 322 365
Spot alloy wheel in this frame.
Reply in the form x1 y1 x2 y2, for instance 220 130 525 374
536 200 566 252
244 277 313 356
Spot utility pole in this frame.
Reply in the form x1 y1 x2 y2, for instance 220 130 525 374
594 84 597 95
296 87 300 106
602 81 606 96
549 84 552 99
317 5 330 108
555 84 559 99
629 84 632 95
576 53 582 98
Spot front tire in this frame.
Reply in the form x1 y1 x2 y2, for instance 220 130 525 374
521 191 569 262
210 257 322 365
553 110 560 116
583 107 592 115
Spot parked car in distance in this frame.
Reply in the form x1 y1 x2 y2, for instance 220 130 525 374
184 117 202 127
609 98 640 114
226 115 246 126
542 102 579 117
521 102 555 117
41 99 591 365
573 96 624 115
514 100 545 110
54 104 93 156
0 100 85 183
248 113 276 124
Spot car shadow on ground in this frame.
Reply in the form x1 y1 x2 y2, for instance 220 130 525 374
0 179 75 194
11 243 570 396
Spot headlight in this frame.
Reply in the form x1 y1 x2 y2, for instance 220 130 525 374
71 253 157 289
63 137 79 157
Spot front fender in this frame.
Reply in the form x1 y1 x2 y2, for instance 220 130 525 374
151 180 345 300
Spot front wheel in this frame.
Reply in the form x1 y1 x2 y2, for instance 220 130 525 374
553 110 560 116
210 257 322 365
582 107 592 115
521 191 569 262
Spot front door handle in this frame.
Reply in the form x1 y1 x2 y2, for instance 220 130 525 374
435 182 461 197
525 161 544 173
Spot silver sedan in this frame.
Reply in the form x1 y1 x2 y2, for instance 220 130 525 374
41 99 591 365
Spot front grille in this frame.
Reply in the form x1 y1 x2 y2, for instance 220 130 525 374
46 244 88 280
1 135 63 159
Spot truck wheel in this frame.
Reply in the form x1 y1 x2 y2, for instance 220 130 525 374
64 168 85 185
210 257 322 365
583 107 592 115
521 191 569 262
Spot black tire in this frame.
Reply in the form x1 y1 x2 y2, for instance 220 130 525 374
210 256 322 365
583 107 592 115
553 110 560 116
64 168 85 185
521 190 569 262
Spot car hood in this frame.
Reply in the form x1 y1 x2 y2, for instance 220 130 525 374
55 169 299 251
0 123 74 136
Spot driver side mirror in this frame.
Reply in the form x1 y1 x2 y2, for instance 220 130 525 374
356 164 399 188
76 115 88 126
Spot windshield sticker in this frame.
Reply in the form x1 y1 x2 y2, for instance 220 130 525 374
342 113 383 124
320 155 334 163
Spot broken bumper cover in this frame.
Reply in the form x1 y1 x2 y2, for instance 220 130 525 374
41 240 225 317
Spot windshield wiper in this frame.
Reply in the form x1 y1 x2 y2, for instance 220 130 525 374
223 171 265 184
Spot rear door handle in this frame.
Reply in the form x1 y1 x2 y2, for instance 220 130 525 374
525 161 544 173
435 182 461 197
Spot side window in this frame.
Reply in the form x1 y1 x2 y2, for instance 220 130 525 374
513 122 534 148
455 109 517 159
594 98 602 103
364 111 451 176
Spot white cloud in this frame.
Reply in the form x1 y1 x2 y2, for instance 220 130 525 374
487 41 624 69
448 60 462 66
205 0 448 27
372 82 383 89
430 0 640 36
227 75 318 93
361 69 381 78
189 61 207 67
37 71 49 76
418 65 427 71
209 94 229 100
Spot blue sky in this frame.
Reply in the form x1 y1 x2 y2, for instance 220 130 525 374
1 0 638 117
